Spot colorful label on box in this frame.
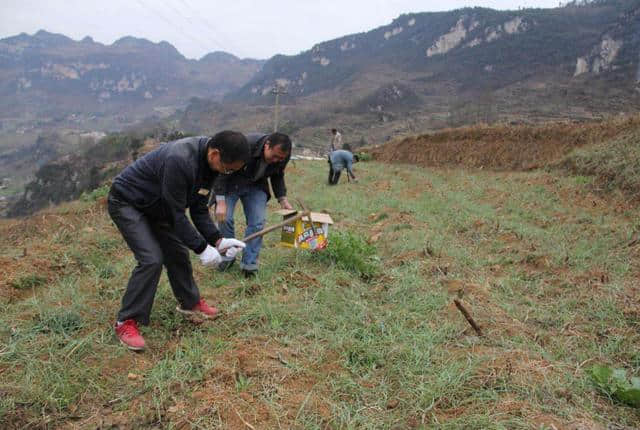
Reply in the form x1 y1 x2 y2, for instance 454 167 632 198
280 220 328 250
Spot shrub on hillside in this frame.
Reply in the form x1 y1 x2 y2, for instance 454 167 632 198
315 231 379 280
80 184 110 202
356 152 372 162
589 364 640 408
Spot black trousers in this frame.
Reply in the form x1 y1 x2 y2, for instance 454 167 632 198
328 164 341 185
108 192 200 325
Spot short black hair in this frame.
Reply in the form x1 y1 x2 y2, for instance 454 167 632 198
331 128 337 133
353 154 360 162
265 132 292 154
208 130 250 164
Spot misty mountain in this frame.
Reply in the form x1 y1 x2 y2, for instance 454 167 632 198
0 30 264 126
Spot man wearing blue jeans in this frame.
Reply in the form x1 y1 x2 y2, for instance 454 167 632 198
213 132 293 277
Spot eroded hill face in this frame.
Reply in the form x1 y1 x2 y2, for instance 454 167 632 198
365 114 640 204
230 1 639 105
366 116 640 171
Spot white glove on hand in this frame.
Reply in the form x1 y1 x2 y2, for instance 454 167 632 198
217 238 246 258
198 245 222 267
224 246 242 259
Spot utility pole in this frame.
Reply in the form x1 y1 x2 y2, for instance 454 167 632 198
272 82 287 132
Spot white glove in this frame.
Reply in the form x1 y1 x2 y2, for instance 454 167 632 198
217 238 246 258
198 245 222 267
224 246 242 259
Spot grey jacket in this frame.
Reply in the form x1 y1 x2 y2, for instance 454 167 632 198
329 150 355 177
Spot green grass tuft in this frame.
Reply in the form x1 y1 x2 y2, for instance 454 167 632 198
10 274 47 290
314 231 379 279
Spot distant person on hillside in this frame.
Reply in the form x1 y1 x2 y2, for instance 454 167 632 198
108 131 250 351
328 128 342 156
212 132 293 278
328 149 359 185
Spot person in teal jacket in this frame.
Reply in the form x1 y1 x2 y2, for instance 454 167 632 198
328 149 359 185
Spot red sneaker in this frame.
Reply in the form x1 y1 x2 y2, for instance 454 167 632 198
115 319 145 351
176 299 219 319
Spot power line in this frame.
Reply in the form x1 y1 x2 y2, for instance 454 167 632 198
176 0 247 58
157 0 230 54
134 0 218 56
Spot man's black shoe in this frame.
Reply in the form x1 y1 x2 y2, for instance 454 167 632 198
217 259 235 272
243 269 257 279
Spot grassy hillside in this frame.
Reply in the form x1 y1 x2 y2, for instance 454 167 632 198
558 126 640 200
1 159 639 428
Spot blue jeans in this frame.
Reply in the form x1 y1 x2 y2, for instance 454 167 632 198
219 186 268 271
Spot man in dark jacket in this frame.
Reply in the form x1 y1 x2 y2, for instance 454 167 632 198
212 132 293 277
108 131 250 351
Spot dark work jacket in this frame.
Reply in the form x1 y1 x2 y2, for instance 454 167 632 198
110 136 221 254
213 133 289 200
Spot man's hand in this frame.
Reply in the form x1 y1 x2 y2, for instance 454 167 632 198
214 200 227 223
198 245 222 267
279 197 293 210
217 238 246 258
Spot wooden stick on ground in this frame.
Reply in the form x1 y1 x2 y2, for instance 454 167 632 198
231 404 256 430
453 299 483 336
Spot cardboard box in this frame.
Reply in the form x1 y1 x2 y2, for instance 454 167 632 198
275 209 334 250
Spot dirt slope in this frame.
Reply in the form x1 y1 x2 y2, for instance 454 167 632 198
366 115 640 171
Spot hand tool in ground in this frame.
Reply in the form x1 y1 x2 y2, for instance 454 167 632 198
241 209 311 243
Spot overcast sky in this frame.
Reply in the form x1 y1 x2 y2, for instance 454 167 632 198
1 0 562 60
